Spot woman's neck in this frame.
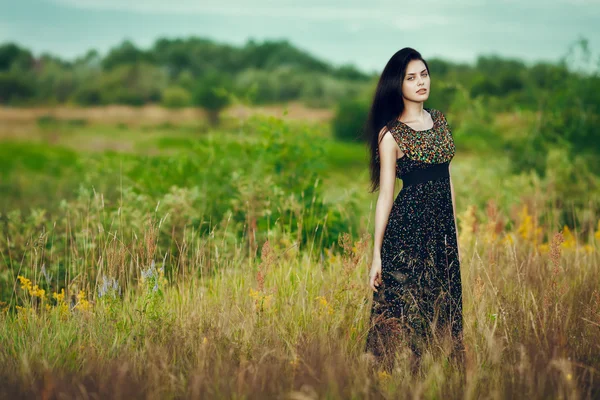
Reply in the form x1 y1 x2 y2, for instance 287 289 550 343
399 103 425 123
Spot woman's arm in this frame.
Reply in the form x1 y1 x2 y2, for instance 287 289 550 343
372 129 399 260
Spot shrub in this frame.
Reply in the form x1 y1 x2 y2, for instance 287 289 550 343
161 86 192 109
331 97 369 142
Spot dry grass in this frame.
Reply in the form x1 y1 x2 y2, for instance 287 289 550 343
0 102 333 126
1 201 599 399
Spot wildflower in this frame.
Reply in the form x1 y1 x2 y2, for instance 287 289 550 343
315 295 334 316
561 226 576 249
537 243 549 254
377 369 391 383
17 275 46 300
40 264 52 282
516 205 543 246
458 204 478 246
249 287 273 311
141 260 156 281
141 258 168 287
501 233 514 245
52 288 65 303
97 276 121 299
75 289 91 312
549 232 565 268
17 276 33 293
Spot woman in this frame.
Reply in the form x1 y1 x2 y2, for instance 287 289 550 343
363 47 464 373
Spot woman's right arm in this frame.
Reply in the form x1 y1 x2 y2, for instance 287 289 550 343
369 128 401 291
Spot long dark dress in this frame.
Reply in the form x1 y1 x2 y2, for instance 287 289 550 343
365 108 464 370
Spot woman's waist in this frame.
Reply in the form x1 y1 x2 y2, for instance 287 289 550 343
399 161 450 188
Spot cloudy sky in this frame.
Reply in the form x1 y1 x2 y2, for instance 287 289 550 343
1 0 599 73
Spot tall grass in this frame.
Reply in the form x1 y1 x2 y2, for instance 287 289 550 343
1 189 599 398
1 113 599 398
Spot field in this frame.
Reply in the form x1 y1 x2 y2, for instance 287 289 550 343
1 104 599 399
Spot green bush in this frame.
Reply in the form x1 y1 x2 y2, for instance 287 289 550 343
161 86 192 109
331 97 369 142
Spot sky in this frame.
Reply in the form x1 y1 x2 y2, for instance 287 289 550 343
1 0 599 74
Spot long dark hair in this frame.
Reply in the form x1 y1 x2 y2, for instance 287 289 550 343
365 47 430 193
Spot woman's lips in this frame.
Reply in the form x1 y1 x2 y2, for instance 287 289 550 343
417 89 427 94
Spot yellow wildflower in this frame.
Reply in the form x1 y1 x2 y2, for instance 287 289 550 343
249 287 273 311
315 295 334 316
502 233 514 245
458 205 477 245
17 275 47 301
15 305 34 323
17 276 33 293
377 369 391 383
53 288 65 303
75 289 91 312
516 205 543 245
561 225 576 249
52 288 69 319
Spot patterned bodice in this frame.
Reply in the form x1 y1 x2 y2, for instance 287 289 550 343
376 108 456 179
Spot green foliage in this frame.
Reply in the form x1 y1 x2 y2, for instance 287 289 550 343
161 86 192 108
102 40 152 70
99 62 168 105
0 116 360 301
192 70 232 125
504 39 600 176
0 42 33 71
0 71 36 104
191 70 232 111
331 97 369 142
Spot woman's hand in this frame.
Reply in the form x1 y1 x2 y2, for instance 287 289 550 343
369 257 382 292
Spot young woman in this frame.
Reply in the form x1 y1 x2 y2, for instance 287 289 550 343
363 47 464 372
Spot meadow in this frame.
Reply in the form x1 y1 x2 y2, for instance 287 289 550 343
1 104 599 399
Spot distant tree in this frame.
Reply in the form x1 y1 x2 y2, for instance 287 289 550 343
0 72 35 104
98 62 168 105
470 74 500 97
192 70 233 126
334 63 370 81
0 43 33 71
102 40 151 70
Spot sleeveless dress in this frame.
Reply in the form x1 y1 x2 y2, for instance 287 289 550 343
365 107 464 368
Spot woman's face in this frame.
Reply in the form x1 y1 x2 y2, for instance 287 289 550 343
401 59 430 103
